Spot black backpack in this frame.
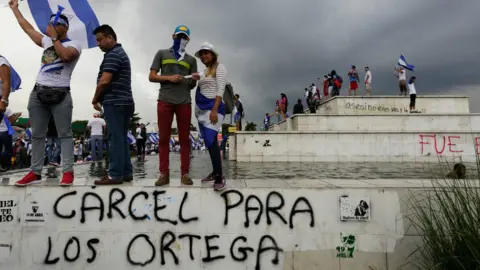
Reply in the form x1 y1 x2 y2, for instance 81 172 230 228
224 83 235 114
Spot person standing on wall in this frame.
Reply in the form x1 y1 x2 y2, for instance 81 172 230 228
192 42 227 191
0 55 22 171
148 25 197 186
347 65 359 96
91 25 135 185
395 66 407 97
11 0 82 186
87 112 106 162
408 76 418 113
234 94 244 130
364 66 372 96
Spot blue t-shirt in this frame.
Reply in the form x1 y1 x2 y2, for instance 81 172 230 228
349 70 358 82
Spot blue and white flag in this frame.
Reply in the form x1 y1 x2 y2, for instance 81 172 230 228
127 131 136 145
148 133 159 144
169 137 176 147
3 115 14 136
195 88 225 148
0 56 22 92
398 55 415 72
27 0 100 49
25 127 32 138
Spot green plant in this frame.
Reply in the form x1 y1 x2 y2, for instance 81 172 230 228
406 158 480 269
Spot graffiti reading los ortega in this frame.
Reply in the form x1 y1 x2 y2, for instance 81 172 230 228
44 188 315 269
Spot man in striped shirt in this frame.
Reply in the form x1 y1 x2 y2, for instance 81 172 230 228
91 24 135 185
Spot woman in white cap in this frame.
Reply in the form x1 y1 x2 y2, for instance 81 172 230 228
191 42 227 191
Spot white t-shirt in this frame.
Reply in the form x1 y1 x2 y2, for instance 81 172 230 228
364 70 372 84
87 118 106 136
35 37 82 87
0 108 13 132
136 127 143 139
0 56 10 93
398 69 406 81
408 83 416 95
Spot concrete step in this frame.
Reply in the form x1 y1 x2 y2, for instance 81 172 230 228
272 114 480 132
316 95 469 115
0 182 453 269
232 131 480 162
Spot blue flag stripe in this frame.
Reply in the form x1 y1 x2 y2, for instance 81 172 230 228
68 0 100 48
27 0 53 34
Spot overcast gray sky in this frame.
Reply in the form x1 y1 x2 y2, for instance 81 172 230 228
1 0 479 128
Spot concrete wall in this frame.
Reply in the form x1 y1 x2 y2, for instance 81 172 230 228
317 96 469 115
272 114 480 132
0 186 424 270
234 131 480 162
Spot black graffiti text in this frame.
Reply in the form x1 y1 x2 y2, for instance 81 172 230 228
44 236 99 264
53 189 198 225
221 190 314 229
126 232 282 270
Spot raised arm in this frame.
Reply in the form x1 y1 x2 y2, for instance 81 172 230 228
9 0 44 47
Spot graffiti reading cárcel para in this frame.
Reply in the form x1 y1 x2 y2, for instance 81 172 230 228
38 188 315 269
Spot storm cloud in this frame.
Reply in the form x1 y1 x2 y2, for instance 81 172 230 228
1 0 479 125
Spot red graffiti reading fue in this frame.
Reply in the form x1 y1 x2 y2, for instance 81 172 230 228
418 134 464 154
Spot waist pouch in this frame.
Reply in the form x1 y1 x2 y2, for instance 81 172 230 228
35 84 70 105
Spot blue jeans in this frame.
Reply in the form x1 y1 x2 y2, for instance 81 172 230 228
90 135 103 161
0 131 12 168
47 137 61 164
103 104 134 179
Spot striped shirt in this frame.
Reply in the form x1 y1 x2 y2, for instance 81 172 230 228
198 64 227 99
98 44 133 105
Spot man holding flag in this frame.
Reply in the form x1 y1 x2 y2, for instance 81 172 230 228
395 55 415 97
9 0 83 186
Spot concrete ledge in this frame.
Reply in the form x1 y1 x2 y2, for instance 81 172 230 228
236 130 480 134
290 113 480 117
0 177 470 188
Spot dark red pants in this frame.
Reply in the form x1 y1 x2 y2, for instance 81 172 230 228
157 101 191 175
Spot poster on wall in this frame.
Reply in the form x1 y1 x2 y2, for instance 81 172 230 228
339 195 370 221
23 201 46 226
0 196 18 226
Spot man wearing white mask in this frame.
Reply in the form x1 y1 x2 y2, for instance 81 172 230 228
148 25 198 186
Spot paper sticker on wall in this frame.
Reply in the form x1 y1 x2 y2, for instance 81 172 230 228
339 195 370 221
23 201 46 226
0 196 18 225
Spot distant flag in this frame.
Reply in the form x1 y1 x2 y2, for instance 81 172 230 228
148 133 159 144
25 128 32 138
0 55 22 92
27 0 101 49
127 131 136 145
397 55 415 72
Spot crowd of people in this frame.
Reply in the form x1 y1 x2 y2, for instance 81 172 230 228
263 65 419 130
1 0 241 191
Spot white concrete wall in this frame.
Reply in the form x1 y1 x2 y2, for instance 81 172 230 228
0 186 421 270
317 96 469 115
280 114 480 132
235 131 480 162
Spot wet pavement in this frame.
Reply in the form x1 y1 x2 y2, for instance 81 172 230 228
1 151 478 183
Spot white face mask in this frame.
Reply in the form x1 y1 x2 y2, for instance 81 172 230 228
179 38 189 52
